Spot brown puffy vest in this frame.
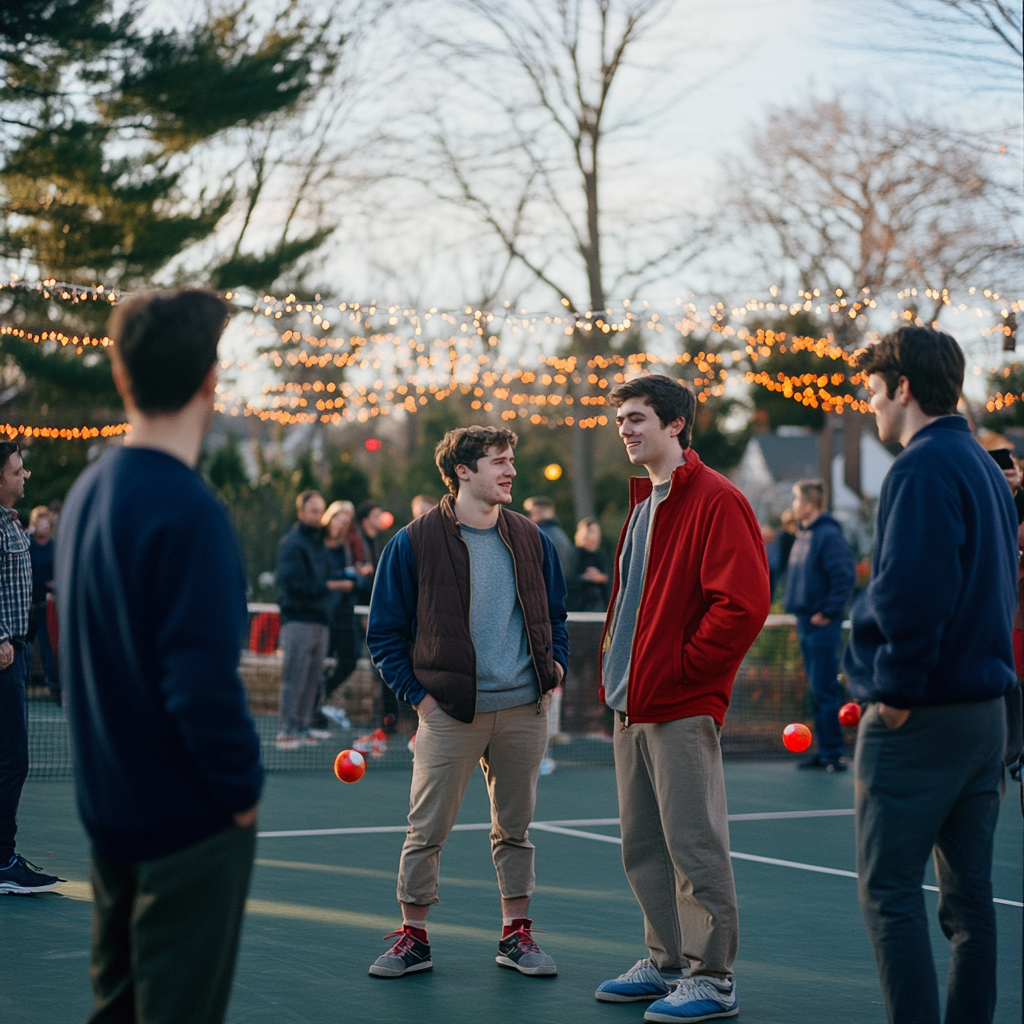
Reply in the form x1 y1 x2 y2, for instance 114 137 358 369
405 495 559 723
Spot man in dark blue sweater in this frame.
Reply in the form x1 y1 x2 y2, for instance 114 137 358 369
843 326 1016 1024
57 289 264 1024
784 479 856 770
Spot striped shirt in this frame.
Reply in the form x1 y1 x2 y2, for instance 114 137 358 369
0 508 31 644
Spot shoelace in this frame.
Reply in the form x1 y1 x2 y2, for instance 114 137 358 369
381 928 418 954
14 854 46 873
507 925 540 953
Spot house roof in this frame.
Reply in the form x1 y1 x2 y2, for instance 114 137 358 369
753 433 820 483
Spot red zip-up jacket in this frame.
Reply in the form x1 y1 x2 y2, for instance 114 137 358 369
599 450 770 725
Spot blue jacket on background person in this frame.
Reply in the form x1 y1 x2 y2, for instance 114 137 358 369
783 512 856 622
843 416 1018 708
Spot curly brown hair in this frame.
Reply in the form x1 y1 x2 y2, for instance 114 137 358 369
434 426 518 495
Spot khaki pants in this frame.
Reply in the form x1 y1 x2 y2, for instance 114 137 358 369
614 715 738 975
89 823 256 1024
397 700 549 905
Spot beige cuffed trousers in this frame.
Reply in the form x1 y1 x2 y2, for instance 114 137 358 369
614 714 738 976
397 699 549 905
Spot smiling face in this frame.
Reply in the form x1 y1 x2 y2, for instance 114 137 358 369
615 396 683 468
456 445 516 507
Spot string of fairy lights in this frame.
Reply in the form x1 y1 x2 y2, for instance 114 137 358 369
0 278 1020 436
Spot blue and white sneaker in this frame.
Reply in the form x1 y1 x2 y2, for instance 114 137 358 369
595 958 680 1003
644 976 737 1022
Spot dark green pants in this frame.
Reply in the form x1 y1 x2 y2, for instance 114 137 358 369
89 823 256 1024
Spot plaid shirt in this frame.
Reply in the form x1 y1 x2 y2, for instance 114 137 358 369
0 507 31 644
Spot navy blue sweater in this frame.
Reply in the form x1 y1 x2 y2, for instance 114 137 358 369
56 448 264 862
366 526 569 708
843 416 1017 708
783 512 856 621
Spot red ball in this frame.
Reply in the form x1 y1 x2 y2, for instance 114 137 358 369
838 702 862 728
783 723 813 753
334 749 366 784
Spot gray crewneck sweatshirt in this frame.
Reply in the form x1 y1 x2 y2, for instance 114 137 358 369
460 523 539 712
602 480 671 712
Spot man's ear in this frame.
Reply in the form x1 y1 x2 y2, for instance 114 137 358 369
667 416 685 438
111 361 136 411
896 376 913 406
198 363 218 398
454 462 472 482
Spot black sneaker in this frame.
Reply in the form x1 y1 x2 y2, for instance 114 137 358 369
797 755 828 769
369 926 433 977
496 920 557 976
0 854 64 894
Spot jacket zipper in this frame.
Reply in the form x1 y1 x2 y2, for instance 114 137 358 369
498 524 546 714
615 474 674 727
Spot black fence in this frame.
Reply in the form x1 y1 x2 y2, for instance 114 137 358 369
26 610 854 779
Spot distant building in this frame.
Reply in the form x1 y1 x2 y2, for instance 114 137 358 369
734 416 897 525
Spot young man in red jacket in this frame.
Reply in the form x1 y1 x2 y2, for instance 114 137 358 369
595 375 770 1023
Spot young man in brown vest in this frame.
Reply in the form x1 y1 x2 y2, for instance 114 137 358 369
366 426 569 979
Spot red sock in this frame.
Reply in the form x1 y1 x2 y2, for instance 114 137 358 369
502 917 531 939
403 924 428 943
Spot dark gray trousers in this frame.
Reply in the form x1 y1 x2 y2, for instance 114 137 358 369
855 698 1005 1024
89 823 256 1024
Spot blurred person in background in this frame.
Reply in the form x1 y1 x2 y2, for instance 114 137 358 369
523 496 573 577
28 505 58 700
356 499 399 734
0 444 61 895
316 500 368 729
784 479 857 772
567 517 610 613
275 490 331 750
411 494 438 519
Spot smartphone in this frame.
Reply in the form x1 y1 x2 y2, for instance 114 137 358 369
990 448 1015 470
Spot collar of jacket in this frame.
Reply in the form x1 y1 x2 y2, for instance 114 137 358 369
438 491 514 541
627 448 705 510
297 522 323 539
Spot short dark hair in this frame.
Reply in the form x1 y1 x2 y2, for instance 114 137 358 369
856 326 964 416
434 426 518 495
0 442 21 477
793 479 826 510
607 374 695 449
108 288 230 413
356 499 381 523
296 489 323 513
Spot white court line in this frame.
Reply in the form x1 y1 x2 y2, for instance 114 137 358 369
257 809 853 838
256 816 1024 909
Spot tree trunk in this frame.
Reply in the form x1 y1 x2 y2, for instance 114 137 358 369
572 422 596 519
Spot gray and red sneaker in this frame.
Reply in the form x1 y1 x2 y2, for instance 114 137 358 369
496 919 557 976
369 926 433 978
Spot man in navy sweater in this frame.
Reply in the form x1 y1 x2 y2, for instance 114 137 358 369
784 479 856 770
844 326 1016 1024
57 289 264 1024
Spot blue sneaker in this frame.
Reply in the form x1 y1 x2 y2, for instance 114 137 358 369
595 958 678 1002
645 976 737 1022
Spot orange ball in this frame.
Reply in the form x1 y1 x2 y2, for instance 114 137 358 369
838 702 862 728
783 723 813 753
334 748 366 784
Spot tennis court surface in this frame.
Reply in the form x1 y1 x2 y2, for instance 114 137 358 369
3 760 1021 1024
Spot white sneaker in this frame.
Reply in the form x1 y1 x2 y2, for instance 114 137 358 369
321 706 351 728
307 728 333 740
644 976 737 1022
275 736 301 751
